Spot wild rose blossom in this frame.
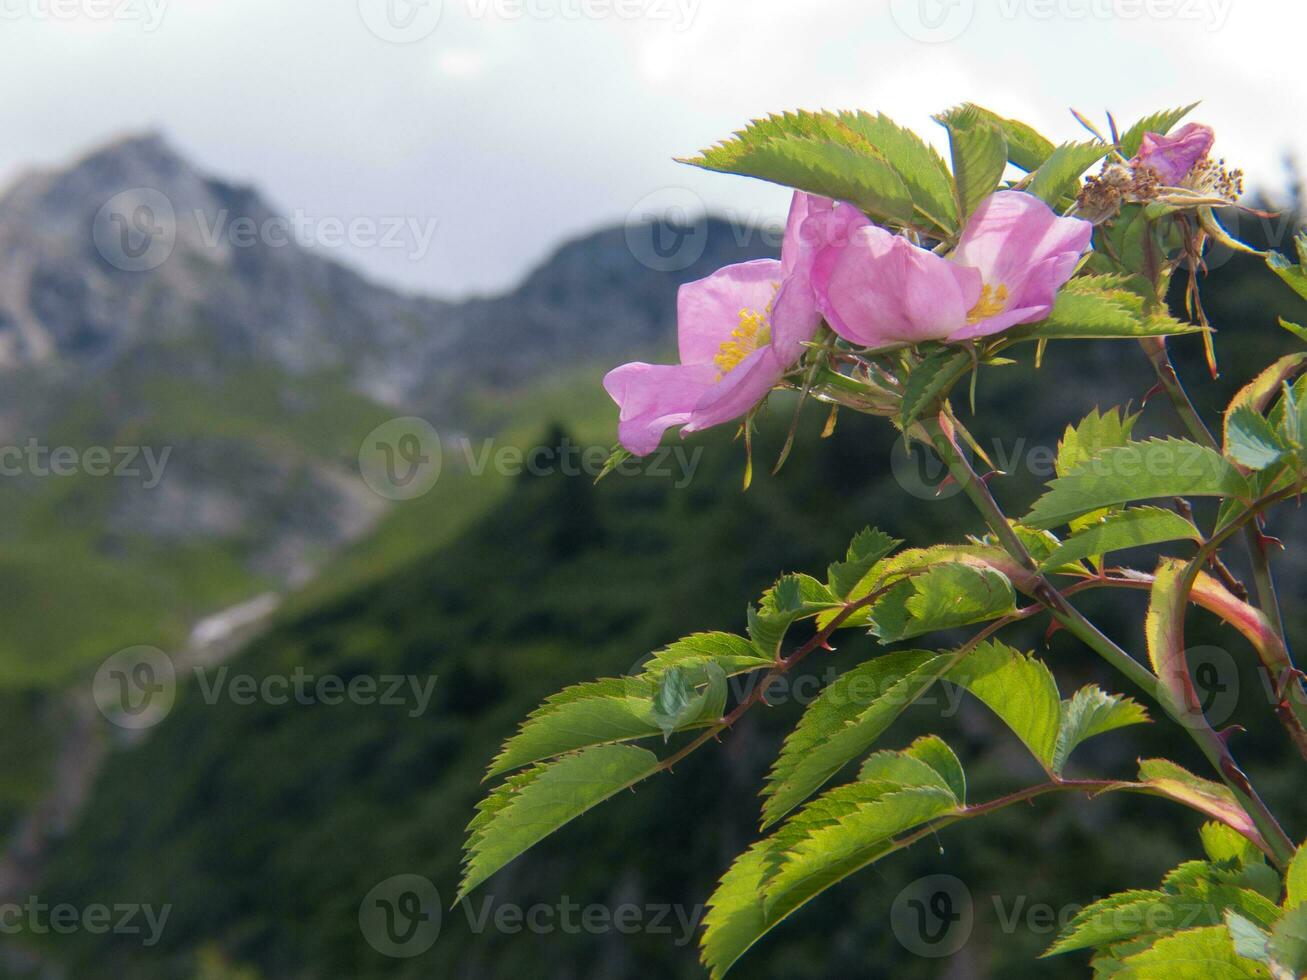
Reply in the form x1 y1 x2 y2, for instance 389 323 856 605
604 192 839 456
1131 123 1215 185
815 190 1093 346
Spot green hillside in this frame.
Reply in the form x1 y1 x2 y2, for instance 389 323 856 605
30 345 1307 976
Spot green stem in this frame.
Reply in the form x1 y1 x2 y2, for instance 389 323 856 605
1139 337 1292 647
919 415 1296 868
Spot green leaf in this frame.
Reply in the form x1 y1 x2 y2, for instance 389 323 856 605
1224 353 1307 450
957 103 1055 171
1225 911 1271 965
935 105 1008 222
1119 103 1200 158
460 745 660 900
703 779 957 979
595 446 632 484
869 563 1016 643
651 663 727 741
836 110 959 232
1058 406 1140 478
899 347 973 428
488 670 726 776
641 632 774 680
1053 685 1150 774
1285 841 1307 910
1010 279 1203 342
760 783 956 917
1268 903 1307 975
1138 759 1261 847
1226 407 1287 471
760 649 957 827
1039 506 1201 571
681 111 916 227
1146 558 1197 720
1025 439 1250 529
947 640 1061 769
1048 872 1279 959
1267 241 1307 304
1202 822 1265 869
1116 925 1271 978
1280 318 1307 346
1026 141 1111 206
860 733 967 805
827 527 901 600
749 574 841 657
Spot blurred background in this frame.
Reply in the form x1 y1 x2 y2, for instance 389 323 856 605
2 0 1306 976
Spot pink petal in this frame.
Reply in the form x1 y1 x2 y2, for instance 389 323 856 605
1133 123 1214 185
781 192 835 279
949 191 1091 337
818 224 980 346
677 259 783 366
685 346 786 434
603 361 718 456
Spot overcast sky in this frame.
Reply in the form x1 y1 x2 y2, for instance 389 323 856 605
5 0 1302 297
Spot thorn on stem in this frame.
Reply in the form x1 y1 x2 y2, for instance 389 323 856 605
1216 725 1247 746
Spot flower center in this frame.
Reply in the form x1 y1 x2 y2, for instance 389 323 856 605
966 283 1009 325
714 305 772 379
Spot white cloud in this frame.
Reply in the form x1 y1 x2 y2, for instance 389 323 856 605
0 0 1298 296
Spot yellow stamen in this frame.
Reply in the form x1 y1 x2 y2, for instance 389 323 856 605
714 305 772 379
966 283 1009 324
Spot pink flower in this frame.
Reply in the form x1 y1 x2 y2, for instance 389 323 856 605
815 191 1092 347
1131 123 1214 186
604 192 836 456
